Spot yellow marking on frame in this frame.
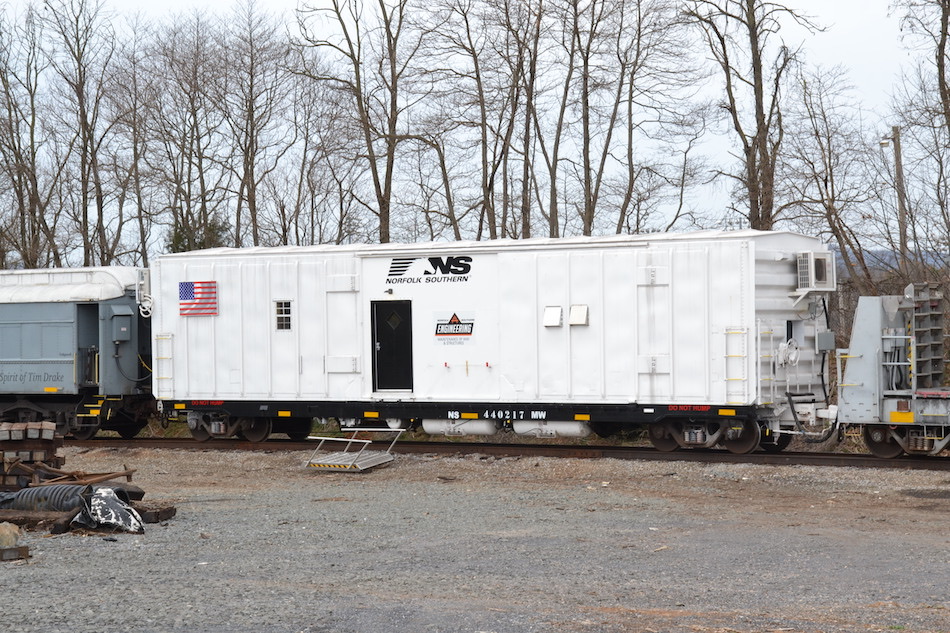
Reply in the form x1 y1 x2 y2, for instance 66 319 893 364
44 387 60 393
461 412 479 419
889 411 914 424
574 413 591 421
278 411 291 417
718 409 737 417
174 403 186 410
363 411 380 418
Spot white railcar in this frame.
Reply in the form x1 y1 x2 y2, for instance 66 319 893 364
151 230 836 451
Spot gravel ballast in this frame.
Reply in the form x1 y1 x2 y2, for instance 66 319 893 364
3 446 950 633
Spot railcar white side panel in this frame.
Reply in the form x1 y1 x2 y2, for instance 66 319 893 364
602 251 638 398
152 231 832 409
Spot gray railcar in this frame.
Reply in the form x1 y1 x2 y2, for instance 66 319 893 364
0 267 153 438
837 283 950 457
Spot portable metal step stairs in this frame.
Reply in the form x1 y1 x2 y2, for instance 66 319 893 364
305 428 406 472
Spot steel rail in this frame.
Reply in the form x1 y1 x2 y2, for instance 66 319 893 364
67 437 950 471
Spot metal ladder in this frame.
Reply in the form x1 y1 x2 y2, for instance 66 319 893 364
724 327 750 404
153 333 174 397
305 428 405 472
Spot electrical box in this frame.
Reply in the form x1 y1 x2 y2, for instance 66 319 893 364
112 315 132 342
816 330 836 353
110 305 134 342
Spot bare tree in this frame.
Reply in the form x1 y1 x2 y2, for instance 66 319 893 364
44 0 122 264
296 0 427 244
425 0 518 239
574 0 698 235
888 3 950 279
781 65 879 294
396 130 464 240
685 0 816 230
529 0 577 238
572 0 615 235
108 14 160 265
419 0 710 240
218 0 293 247
0 5 68 267
511 0 543 238
898 1 950 134
267 53 369 246
152 11 231 252
886 64 950 278
459 0 539 239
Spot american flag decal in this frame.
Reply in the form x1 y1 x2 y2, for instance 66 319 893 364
179 281 218 316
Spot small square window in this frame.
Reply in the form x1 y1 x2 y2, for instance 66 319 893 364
276 300 292 331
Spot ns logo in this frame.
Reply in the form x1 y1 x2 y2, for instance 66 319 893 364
388 255 472 277
424 256 472 275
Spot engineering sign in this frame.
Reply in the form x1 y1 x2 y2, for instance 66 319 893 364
435 313 474 337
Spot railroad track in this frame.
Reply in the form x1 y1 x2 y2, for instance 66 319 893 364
68 437 950 471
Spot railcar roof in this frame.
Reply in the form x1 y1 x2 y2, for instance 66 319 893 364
0 267 142 303
159 229 827 260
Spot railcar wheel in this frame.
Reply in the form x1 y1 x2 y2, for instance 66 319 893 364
190 424 211 442
862 425 904 459
721 419 761 454
241 417 272 443
648 423 679 452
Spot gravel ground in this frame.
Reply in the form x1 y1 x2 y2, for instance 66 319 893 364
3 446 950 633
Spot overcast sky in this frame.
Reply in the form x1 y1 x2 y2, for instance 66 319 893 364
105 0 910 118
791 0 911 115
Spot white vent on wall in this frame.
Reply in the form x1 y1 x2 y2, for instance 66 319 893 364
326 355 360 373
543 306 563 327
569 305 589 326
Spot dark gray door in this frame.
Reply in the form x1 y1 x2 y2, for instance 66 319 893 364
372 300 413 391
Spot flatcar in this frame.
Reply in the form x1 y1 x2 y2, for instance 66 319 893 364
836 283 950 457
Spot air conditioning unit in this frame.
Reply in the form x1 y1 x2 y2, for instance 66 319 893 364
796 252 836 292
